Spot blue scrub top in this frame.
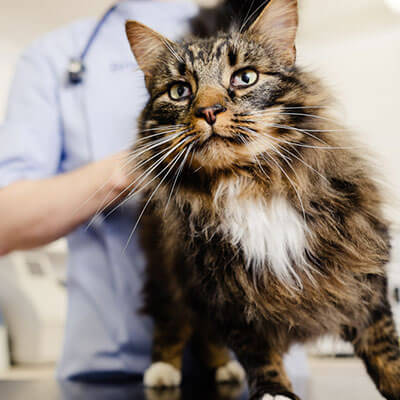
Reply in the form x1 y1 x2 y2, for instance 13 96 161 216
0 0 198 380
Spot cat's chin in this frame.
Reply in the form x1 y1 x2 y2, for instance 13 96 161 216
191 132 240 169
192 144 238 171
197 129 235 147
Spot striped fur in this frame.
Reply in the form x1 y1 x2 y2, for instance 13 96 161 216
125 1 400 399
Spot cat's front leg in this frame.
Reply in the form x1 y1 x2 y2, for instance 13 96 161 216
144 323 192 388
229 330 300 400
140 210 193 389
247 368 301 400
191 323 246 384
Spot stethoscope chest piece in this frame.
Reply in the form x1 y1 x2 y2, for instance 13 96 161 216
68 58 86 85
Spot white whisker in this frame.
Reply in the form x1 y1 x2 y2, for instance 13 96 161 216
276 112 342 125
262 122 330 146
86 135 191 229
127 131 186 161
259 130 355 150
260 150 307 224
140 124 185 133
162 39 184 64
239 0 269 33
134 128 185 145
249 108 336 119
164 144 193 214
88 132 187 223
123 148 187 253
277 144 329 183
277 105 331 110
100 136 192 221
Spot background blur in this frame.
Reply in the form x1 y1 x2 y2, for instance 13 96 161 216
0 0 399 398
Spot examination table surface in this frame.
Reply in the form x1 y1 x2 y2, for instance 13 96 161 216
0 378 249 400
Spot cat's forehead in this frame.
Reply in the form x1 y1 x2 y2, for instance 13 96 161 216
149 34 276 91
182 38 229 81
176 35 268 80
183 36 234 64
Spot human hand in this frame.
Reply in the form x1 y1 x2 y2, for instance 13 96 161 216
95 150 137 209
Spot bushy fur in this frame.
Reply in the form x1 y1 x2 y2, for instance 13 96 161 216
125 1 400 399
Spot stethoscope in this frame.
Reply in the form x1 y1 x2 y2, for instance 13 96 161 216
67 4 119 85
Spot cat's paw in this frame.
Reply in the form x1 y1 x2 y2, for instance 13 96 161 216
215 360 246 383
262 395 292 400
217 381 246 398
143 362 182 388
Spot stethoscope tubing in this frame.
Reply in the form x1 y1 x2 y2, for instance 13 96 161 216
68 3 119 85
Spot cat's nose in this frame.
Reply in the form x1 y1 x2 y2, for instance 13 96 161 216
195 104 227 126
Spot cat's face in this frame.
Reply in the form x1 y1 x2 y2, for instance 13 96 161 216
126 0 309 172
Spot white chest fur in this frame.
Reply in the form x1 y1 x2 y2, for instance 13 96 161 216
216 189 308 285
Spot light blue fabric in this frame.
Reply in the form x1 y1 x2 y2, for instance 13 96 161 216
0 0 198 380
0 0 309 384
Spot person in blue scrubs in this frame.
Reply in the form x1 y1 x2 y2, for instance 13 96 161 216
0 0 308 391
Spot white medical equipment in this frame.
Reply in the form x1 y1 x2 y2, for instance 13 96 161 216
0 245 67 364
0 310 10 372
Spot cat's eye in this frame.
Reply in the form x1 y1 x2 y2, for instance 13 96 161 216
231 69 259 88
169 82 192 101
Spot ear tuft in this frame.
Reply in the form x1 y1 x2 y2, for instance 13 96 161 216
125 20 175 77
247 0 298 65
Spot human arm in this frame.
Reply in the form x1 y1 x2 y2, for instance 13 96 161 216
0 36 135 255
0 151 132 255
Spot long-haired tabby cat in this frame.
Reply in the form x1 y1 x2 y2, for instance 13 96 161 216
125 0 400 399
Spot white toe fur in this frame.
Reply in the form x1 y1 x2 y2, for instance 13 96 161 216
262 395 292 400
143 362 182 388
215 360 246 383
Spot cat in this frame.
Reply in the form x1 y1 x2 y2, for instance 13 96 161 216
125 0 400 399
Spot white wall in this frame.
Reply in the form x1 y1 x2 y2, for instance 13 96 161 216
1 0 399 200
297 0 400 203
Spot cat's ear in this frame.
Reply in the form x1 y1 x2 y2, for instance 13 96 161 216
247 0 298 65
125 20 174 77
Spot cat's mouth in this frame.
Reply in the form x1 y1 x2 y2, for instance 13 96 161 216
195 129 243 150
